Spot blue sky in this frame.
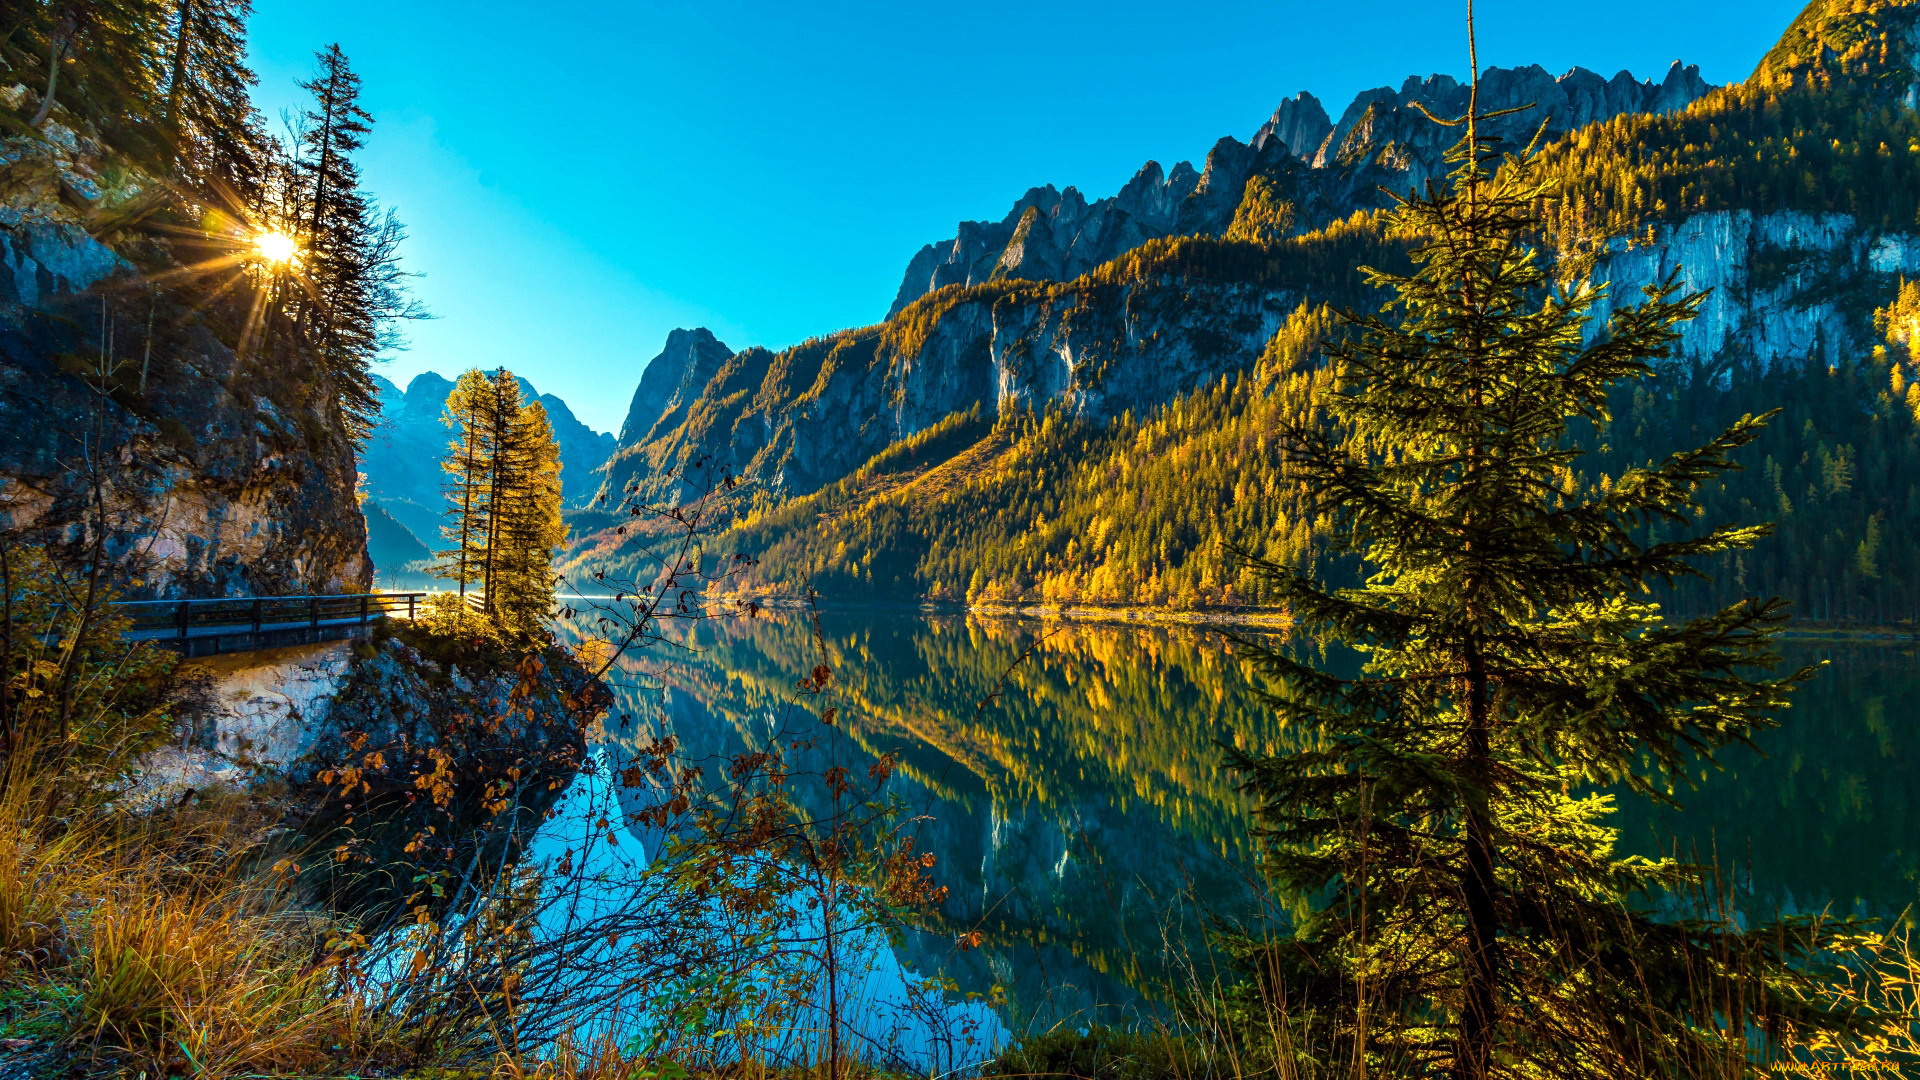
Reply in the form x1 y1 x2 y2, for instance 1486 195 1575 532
247 0 1807 433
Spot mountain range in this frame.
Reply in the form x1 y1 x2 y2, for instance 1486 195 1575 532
540 1 1920 626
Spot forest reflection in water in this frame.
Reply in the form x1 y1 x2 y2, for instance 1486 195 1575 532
583 607 1920 1031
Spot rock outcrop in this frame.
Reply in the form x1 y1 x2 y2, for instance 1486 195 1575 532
595 327 735 506
1591 210 1920 378
0 211 370 598
616 327 736 446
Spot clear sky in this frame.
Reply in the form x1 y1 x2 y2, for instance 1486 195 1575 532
246 0 1807 434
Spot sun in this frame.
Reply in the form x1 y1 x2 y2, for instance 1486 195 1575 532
250 230 300 266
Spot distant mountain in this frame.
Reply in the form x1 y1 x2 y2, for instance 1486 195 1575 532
589 60 1713 512
363 499 433 578
886 61 1709 316
361 371 616 544
577 0 1920 624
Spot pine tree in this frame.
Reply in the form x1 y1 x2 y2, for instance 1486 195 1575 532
491 399 565 635
293 43 380 438
11 0 167 147
477 369 526 613
437 369 494 598
1228 135 1873 1077
160 0 266 201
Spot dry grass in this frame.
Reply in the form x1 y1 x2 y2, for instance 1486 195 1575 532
0 785 425 1078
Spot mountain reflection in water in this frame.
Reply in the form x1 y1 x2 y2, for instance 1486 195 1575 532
559 608 1920 1035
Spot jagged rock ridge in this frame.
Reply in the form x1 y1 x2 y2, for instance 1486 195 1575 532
887 61 1710 316
590 61 1714 514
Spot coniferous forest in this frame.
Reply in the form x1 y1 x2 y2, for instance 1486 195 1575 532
8 0 1920 1078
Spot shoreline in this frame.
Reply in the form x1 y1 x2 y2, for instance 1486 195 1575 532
549 589 1917 641
699 591 1920 641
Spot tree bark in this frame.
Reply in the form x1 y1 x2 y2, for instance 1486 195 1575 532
165 0 193 142
28 33 67 129
1456 638 1498 1080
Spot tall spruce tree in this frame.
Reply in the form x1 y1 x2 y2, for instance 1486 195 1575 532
1230 135 1875 1077
293 43 380 438
160 0 265 201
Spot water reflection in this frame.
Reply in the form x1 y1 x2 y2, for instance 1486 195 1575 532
566 609 1920 1035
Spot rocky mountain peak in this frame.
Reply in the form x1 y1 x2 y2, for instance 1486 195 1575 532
401 371 455 420
1251 92 1334 158
616 327 735 447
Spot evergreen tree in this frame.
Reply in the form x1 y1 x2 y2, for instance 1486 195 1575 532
8 0 167 148
1227 135 1871 1077
160 0 265 200
292 43 380 438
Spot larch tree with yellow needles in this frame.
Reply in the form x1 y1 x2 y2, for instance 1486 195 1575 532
436 368 565 636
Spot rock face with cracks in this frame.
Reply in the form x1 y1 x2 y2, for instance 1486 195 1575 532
0 127 369 599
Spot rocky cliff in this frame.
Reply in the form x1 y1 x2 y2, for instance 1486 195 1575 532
577 0 1920 612
591 62 1713 515
0 126 369 598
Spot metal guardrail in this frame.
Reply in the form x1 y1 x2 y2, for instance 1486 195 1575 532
111 591 427 647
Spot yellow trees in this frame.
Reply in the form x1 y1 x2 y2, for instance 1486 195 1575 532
492 399 565 635
435 369 565 635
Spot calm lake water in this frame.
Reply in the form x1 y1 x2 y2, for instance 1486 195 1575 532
565 607 1920 1038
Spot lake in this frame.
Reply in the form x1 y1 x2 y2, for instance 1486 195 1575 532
558 606 1920 1045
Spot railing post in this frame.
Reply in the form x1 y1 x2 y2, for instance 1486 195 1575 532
359 594 369 624
177 600 188 642
310 596 319 630
251 597 262 632
409 593 416 620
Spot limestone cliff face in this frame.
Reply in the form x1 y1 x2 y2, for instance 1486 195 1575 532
616 327 736 446
0 207 369 598
886 62 1710 317
593 62 1716 515
619 210 1902 526
596 327 736 507
1592 210 1920 376
587 0 1920 563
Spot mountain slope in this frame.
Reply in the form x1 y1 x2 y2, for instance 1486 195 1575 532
363 498 433 578
579 0 1920 624
592 61 1711 516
